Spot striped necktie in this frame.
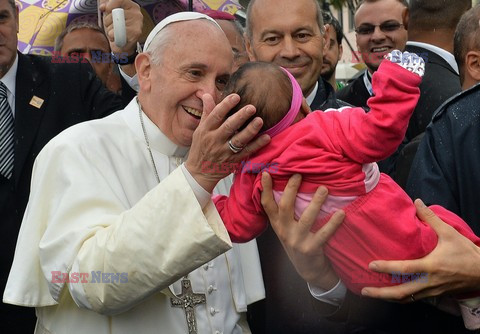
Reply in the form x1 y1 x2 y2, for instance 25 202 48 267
0 82 14 179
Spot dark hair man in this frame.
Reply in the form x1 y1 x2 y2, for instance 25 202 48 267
321 12 344 91
337 0 409 109
55 21 122 93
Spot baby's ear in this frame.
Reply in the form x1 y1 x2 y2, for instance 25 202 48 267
300 98 312 116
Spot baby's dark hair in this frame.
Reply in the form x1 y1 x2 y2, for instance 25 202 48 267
224 62 293 132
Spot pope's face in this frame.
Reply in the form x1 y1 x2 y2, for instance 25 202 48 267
246 0 325 96
0 1 18 78
355 0 408 72
142 21 233 147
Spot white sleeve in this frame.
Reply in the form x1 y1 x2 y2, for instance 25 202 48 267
27 139 231 315
119 66 139 92
180 163 211 209
307 280 347 307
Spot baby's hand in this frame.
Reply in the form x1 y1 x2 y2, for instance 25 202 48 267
385 50 425 77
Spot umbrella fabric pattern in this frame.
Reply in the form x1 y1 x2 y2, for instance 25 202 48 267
17 0 241 55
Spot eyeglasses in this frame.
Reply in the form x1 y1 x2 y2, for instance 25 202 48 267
355 21 404 35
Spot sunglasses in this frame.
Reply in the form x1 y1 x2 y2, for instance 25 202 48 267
355 21 404 35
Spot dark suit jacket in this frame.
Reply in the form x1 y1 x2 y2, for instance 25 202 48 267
407 84 480 235
404 44 461 141
311 78 351 111
336 71 370 111
0 53 132 333
392 45 462 188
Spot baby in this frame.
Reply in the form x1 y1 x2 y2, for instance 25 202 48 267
214 53 480 330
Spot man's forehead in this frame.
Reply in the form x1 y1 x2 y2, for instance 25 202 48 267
65 29 109 45
355 0 405 23
250 0 319 33
253 17 319 37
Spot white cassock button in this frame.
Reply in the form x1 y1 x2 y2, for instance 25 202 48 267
210 307 217 316
207 285 214 294
203 264 209 271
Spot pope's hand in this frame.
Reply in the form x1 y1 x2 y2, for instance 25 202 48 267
361 199 480 302
261 173 345 290
186 93 270 193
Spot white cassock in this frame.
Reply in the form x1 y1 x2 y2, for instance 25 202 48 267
3 99 265 334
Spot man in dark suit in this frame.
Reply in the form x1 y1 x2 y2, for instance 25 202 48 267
244 1 352 332
337 0 409 110
407 3 480 236
0 0 141 332
336 0 409 176
393 0 471 188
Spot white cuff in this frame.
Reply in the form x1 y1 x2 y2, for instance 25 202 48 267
68 260 93 309
459 297 480 330
119 66 139 92
181 163 210 209
308 279 347 307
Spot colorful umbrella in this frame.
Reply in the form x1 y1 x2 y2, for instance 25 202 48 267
17 0 242 55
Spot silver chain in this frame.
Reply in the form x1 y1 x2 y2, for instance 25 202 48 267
137 99 161 184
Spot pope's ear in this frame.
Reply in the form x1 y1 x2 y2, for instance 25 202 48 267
135 53 152 92
465 51 480 84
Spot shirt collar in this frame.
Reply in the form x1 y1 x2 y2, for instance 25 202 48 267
1 53 18 98
306 81 319 106
407 41 459 74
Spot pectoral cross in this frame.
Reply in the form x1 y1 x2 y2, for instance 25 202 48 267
170 278 206 334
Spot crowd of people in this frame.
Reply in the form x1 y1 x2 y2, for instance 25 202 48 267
1 0 480 333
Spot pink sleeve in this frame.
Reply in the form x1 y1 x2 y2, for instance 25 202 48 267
213 170 268 243
328 60 422 163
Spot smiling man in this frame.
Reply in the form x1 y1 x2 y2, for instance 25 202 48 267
337 0 409 109
245 0 349 111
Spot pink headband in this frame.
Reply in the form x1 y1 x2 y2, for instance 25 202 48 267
262 68 303 138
